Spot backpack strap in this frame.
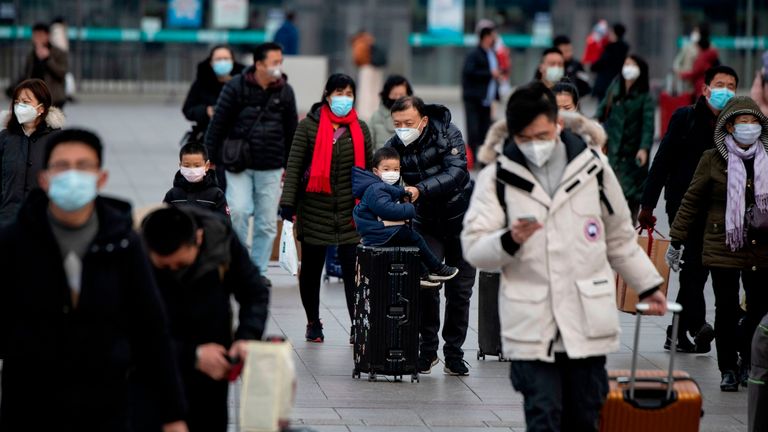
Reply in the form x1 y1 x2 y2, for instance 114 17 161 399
495 163 509 227
589 149 614 216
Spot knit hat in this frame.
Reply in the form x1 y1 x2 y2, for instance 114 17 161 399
714 96 768 160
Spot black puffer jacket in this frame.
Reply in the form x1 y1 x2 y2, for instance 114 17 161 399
182 59 246 134
163 170 228 217
205 66 298 170
0 107 65 227
385 104 473 235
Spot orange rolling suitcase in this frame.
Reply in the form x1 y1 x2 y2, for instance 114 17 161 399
600 303 703 431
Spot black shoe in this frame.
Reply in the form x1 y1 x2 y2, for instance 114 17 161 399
260 275 273 288
692 323 715 354
428 265 459 282
420 277 441 288
305 320 324 343
664 325 696 353
739 359 750 388
720 370 739 392
443 357 470 376
417 355 439 374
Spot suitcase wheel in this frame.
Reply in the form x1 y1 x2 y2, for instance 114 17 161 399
323 275 330 283
477 351 485 361
411 373 419 383
368 372 377 382
394 375 402 382
353 370 361 379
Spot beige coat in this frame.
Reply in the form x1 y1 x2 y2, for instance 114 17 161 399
461 138 662 362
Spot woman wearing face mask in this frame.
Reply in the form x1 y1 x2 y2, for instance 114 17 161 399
369 75 413 150
597 54 653 223
0 78 64 226
668 97 768 392
534 48 566 89
280 73 373 343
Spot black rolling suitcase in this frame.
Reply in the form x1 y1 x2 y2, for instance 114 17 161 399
353 245 421 382
477 271 507 361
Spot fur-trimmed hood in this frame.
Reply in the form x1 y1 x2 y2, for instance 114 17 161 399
1 106 66 130
476 111 607 165
714 96 768 160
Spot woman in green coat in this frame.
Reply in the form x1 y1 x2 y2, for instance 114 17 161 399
280 74 373 343
669 97 768 392
597 54 655 223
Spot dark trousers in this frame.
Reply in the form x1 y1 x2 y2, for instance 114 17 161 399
464 99 492 156
666 202 710 336
298 242 357 322
416 226 476 359
382 226 444 273
709 267 768 372
510 354 609 432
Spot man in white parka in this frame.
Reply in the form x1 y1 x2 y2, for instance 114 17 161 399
461 82 667 432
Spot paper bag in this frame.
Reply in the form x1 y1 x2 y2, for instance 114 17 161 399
239 341 296 432
616 234 671 314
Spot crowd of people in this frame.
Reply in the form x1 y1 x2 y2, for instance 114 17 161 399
1 15 768 432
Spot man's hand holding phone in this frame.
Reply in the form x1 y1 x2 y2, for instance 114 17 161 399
511 216 543 244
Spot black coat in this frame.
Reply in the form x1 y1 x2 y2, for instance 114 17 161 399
182 59 246 134
591 40 630 101
461 46 493 102
163 170 228 217
385 104 473 235
641 96 717 213
0 190 186 432
204 67 298 170
564 58 592 97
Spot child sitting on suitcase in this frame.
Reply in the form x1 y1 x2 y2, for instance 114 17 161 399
163 142 229 218
352 147 459 288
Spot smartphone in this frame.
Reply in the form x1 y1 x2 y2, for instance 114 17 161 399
227 356 244 382
517 216 538 223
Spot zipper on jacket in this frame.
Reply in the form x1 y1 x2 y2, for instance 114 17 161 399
547 329 560 357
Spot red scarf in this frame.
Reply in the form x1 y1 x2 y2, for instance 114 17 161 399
306 105 366 194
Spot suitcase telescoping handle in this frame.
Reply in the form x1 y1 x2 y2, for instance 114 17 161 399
629 302 683 401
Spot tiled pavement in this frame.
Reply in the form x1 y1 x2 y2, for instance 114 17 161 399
32 97 751 430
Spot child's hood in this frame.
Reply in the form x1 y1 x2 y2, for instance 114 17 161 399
351 166 381 199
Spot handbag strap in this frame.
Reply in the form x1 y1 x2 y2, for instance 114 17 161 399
333 126 347 142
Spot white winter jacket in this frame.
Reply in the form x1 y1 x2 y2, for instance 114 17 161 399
461 131 663 362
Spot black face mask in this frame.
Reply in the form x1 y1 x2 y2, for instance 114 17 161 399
383 97 396 109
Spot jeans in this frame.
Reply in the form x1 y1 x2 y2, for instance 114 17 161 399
709 267 768 372
382 226 444 273
510 354 609 432
225 168 282 275
298 242 357 323
416 224 476 359
464 99 492 156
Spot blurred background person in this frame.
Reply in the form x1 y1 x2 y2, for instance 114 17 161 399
672 25 702 94
274 11 299 56
680 24 720 100
462 25 500 159
369 74 413 150
533 47 565 89
49 16 76 104
581 19 609 68
554 35 592 97
351 30 385 121
20 23 68 109
591 23 630 102
750 51 768 116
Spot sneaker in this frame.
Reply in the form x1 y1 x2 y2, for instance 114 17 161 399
417 355 439 374
428 265 460 282
692 323 715 354
305 320 324 343
663 325 696 353
720 370 739 392
443 357 470 376
260 276 273 288
420 277 441 288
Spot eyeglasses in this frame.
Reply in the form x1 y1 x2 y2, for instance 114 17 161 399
47 161 100 173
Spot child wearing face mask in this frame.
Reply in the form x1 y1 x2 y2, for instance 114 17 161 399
163 142 229 218
352 147 459 287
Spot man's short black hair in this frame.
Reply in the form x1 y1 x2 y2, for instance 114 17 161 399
390 96 426 117
612 23 626 40
142 207 198 256
541 47 564 59
44 129 104 168
552 35 571 47
373 147 400 168
179 142 209 161
479 26 496 40
32 23 50 33
505 82 558 136
704 65 739 87
253 42 283 62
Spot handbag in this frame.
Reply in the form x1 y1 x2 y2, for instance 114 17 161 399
221 78 275 173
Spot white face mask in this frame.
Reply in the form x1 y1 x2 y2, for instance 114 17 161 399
622 64 641 81
545 66 564 83
733 123 762 145
180 166 207 183
518 139 557 167
395 118 425 146
268 66 282 79
14 103 40 124
380 171 400 185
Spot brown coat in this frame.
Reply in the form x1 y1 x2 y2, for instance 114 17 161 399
23 45 68 106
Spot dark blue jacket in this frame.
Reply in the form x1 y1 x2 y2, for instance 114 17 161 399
352 167 415 246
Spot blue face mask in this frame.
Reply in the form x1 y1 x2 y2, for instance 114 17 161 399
212 60 233 77
48 170 99 211
707 87 735 111
330 96 354 117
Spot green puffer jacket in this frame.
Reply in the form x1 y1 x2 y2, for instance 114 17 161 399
597 78 655 202
670 96 768 269
281 103 373 245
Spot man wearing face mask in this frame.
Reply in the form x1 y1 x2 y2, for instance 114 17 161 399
0 129 188 432
205 42 298 289
462 25 501 158
461 82 666 431
640 65 739 353
534 47 566 89
385 96 476 376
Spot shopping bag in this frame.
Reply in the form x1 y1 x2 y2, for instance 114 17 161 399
616 228 671 314
239 340 296 432
279 221 299 275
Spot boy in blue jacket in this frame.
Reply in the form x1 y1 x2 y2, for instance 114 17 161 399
352 147 459 287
